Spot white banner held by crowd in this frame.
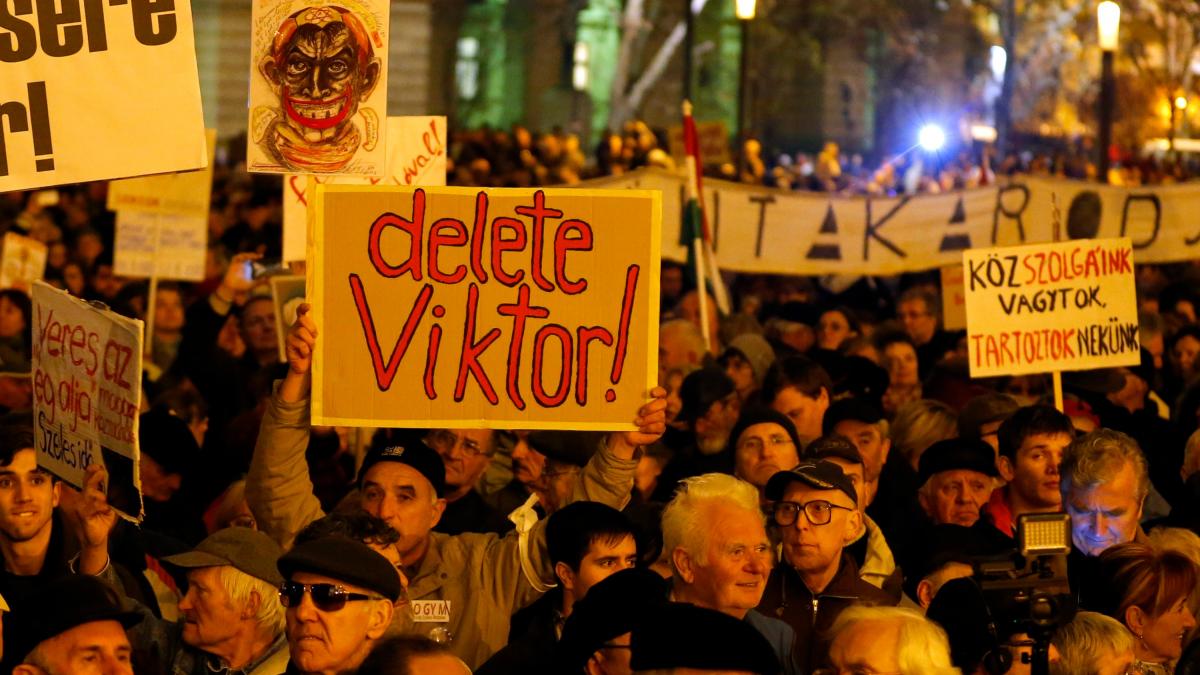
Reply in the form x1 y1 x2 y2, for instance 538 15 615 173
31 282 143 520
114 211 207 282
578 168 1200 274
963 238 1140 378
0 0 207 192
282 116 448 262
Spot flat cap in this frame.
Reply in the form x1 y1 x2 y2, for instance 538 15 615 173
278 535 402 602
163 526 284 586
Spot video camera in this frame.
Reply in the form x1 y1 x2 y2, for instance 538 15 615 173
973 513 1076 675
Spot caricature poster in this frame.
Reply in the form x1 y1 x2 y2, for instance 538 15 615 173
247 1 390 176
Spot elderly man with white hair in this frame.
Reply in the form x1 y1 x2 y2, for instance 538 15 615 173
661 472 802 675
1049 611 1137 675
822 605 959 675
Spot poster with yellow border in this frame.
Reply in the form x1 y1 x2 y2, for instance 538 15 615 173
310 185 660 430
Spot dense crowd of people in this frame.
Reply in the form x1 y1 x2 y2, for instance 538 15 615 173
446 121 1200 196
0 145 1194 675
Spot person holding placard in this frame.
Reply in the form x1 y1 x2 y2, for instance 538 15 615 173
246 304 667 669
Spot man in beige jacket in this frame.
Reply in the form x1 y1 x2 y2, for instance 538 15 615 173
247 305 666 668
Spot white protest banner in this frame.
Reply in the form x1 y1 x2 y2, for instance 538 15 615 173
31 281 143 520
0 233 47 292
107 130 218 218
963 238 1139 378
247 0 390 176
283 116 448 262
114 211 207 282
578 169 1200 274
0 0 207 192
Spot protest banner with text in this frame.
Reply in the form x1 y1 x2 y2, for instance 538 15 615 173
31 282 143 520
580 168 1200 274
310 185 661 430
0 233 47 292
113 211 207 282
963 238 1140 378
282 116 448 262
0 0 207 192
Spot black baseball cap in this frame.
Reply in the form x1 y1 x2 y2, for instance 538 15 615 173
675 367 735 424
357 438 446 498
765 460 858 506
804 433 863 466
725 407 802 456
918 438 1001 487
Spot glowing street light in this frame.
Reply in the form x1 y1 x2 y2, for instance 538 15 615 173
918 124 946 152
735 0 757 20
1097 1 1120 183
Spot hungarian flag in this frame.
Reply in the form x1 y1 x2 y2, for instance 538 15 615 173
681 101 731 342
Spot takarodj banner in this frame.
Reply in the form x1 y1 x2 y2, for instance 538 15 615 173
310 185 661 429
31 282 143 520
579 169 1200 274
282 116 448 262
0 0 207 192
963 238 1140 378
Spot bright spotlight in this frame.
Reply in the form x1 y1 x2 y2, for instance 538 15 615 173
918 124 946 152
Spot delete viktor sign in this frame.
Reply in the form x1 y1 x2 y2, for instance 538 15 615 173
310 185 661 430
963 237 1140 378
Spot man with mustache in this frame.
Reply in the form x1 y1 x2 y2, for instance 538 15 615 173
247 305 666 668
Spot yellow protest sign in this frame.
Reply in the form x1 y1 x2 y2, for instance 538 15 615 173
107 130 218 217
964 238 1140 378
310 185 661 430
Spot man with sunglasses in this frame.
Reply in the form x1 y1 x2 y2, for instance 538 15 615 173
758 461 896 674
276 535 403 675
247 304 667 669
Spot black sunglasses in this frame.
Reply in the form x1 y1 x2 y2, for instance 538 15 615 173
279 582 377 611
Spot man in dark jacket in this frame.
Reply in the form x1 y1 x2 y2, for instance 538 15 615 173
758 461 897 673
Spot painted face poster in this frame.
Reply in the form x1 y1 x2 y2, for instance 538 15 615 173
0 0 207 192
271 275 307 361
247 0 390 175
963 238 1140 378
31 282 143 520
282 116 448 262
113 211 208 282
0 233 48 292
107 130 219 218
310 185 661 430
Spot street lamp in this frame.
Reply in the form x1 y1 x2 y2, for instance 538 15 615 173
736 0 756 165
1097 1 1120 183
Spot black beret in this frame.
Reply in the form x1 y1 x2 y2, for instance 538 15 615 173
278 535 402 602
555 568 669 672
9 575 142 661
526 430 604 467
630 603 781 674
918 438 1000 487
